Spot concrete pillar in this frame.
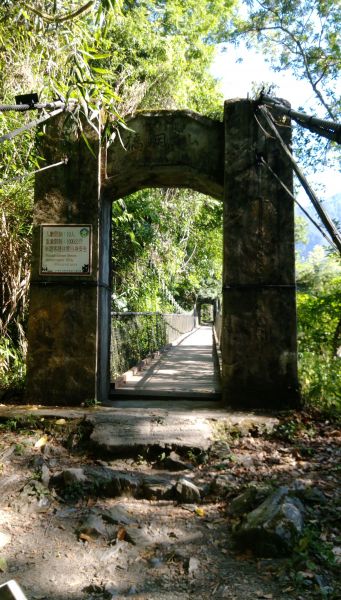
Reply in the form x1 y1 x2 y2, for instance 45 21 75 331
25 114 111 405
222 99 300 408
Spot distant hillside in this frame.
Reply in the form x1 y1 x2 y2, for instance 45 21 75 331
296 193 341 258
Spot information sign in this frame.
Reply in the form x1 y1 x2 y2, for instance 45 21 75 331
40 225 92 275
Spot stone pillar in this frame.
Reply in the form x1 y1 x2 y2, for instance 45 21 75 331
25 114 111 405
222 99 300 408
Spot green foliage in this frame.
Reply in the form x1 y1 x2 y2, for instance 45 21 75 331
0 337 26 391
296 249 341 413
288 525 338 596
298 352 340 414
111 314 167 378
112 189 223 312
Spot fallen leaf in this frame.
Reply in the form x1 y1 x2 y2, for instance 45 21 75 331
55 418 66 426
34 435 48 449
195 507 205 517
117 527 126 541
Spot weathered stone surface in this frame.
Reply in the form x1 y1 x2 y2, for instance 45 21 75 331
84 467 141 497
40 464 51 487
228 485 273 516
210 474 239 497
61 468 88 485
105 111 224 201
234 486 304 557
163 451 193 471
209 440 231 460
142 475 175 500
78 513 108 539
25 114 111 406
175 478 201 503
188 557 200 578
0 532 11 550
124 525 155 547
100 504 137 526
222 99 299 408
291 480 327 505
89 412 212 456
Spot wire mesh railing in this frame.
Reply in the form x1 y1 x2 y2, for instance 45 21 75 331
214 309 222 344
110 311 197 381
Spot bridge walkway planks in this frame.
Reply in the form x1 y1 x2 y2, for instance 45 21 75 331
109 325 221 403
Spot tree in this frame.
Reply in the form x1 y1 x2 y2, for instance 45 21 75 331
225 0 340 178
111 189 223 312
228 0 340 119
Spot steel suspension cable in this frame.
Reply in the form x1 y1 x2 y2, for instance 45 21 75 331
0 107 66 144
257 105 341 255
259 156 337 252
0 158 68 188
259 94 341 144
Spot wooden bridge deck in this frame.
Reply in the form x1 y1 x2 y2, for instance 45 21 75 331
110 325 221 401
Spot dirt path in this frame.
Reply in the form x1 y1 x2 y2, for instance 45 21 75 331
0 409 340 600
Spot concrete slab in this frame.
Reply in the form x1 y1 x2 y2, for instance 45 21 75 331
88 411 214 455
0 404 279 457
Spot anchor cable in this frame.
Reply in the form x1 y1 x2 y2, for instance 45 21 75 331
257 105 341 254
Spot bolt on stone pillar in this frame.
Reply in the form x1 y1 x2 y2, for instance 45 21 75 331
221 99 300 408
25 113 110 405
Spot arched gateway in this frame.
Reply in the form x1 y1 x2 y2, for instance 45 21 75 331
25 100 299 408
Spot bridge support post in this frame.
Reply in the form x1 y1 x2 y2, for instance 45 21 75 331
222 99 300 408
25 115 111 405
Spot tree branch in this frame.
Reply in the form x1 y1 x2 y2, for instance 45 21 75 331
25 1 95 24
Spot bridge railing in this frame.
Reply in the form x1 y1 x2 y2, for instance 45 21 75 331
214 308 222 344
111 311 197 381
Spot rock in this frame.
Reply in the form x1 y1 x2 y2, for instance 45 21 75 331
233 454 255 467
14 480 51 514
108 472 141 497
174 478 201 503
0 474 24 497
163 451 193 471
61 468 88 485
234 486 304 557
291 481 326 504
142 475 174 500
188 556 200 577
41 464 50 487
228 485 273 516
78 513 108 539
210 474 239 497
0 532 11 550
124 525 155 547
100 504 137 526
209 440 231 460
149 556 163 568
85 467 141 497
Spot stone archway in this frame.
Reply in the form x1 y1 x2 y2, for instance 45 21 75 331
196 298 219 325
25 99 300 408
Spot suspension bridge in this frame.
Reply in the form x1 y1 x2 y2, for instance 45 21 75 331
109 318 221 404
